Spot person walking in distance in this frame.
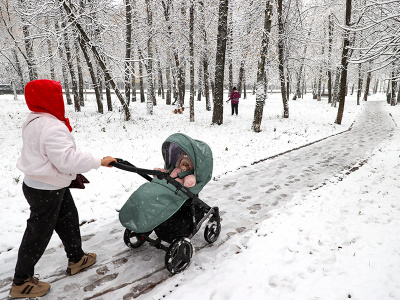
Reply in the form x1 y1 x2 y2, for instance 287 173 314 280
9 79 117 299
226 86 241 116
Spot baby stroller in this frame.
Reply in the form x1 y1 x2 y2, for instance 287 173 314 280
111 133 221 274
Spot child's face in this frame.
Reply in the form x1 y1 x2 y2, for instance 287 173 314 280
180 161 191 171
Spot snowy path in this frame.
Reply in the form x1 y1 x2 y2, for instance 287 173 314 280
0 101 395 300
210 101 395 235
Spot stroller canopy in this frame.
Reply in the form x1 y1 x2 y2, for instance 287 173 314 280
162 133 213 195
119 133 213 233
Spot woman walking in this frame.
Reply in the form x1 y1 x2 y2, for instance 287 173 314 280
10 79 116 298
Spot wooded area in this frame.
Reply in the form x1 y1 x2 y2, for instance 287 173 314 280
0 0 399 129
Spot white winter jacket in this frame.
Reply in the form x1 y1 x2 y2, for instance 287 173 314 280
17 112 101 188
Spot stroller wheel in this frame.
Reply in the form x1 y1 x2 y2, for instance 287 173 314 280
123 229 150 249
204 218 221 244
165 238 193 274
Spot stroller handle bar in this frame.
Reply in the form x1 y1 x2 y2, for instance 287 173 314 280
110 158 197 199
110 159 165 181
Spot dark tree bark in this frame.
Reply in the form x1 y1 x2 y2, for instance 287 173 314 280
124 0 132 106
145 0 155 113
54 20 72 105
237 60 245 94
204 56 211 111
331 67 341 107
45 19 56 80
391 67 397 106
277 0 289 118
335 0 352 125
227 7 233 94
199 1 211 111
138 48 146 103
165 61 172 105
252 2 272 132
356 64 363 105
156 47 165 100
189 0 195 122
317 46 324 101
243 70 247 99
60 12 80 112
75 40 84 107
363 69 372 102
12 48 25 90
197 65 203 102
327 14 334 103
78 35 103 113
105 76 112 109
212 0 229 125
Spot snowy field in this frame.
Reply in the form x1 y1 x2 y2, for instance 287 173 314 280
1 90 399 299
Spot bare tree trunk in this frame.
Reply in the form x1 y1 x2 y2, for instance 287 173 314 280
227 7 233 94
105 76 112 109
243 70 247 99
332 67 341 107
156 47 165 100
75 40 84 107
145 0 155 114
212 0 229 125
277 0 289 118
204 57 211 111
199 0 211 111
397 82 400 105
211 79 215 101
60 12 80 112
252 1 272 132
78 35 103 113
54 20 72 105
237 61 245 94
335 0 352 125
165 62 172 105
197 65 203 102
45 19 56 80
189 0 195 122
124 0 132 106
317 46 324 101
327 14 334 103
138 48 146 103
391 67 397 106
363 68 372 102
356 64 363 105
12 48 25 90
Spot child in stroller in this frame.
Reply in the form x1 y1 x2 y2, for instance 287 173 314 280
154 152 196 187
111 133 221 274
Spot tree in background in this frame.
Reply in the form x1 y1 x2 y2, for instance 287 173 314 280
212 0 229 125
252 1 272 133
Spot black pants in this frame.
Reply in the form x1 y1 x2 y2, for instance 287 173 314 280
231 103 238 115
14 183 84 283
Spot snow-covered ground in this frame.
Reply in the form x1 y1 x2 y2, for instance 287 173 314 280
0 90 399 299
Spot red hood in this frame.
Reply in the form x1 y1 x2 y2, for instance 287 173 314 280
25 79 72 132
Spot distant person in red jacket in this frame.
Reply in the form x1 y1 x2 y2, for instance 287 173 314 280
226 86 241 116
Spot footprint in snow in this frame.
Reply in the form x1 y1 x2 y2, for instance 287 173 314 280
223 182 237 190
83 273 118 292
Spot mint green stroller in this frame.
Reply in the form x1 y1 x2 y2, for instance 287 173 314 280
111 133 221 274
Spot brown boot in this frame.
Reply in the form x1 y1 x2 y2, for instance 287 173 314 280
66 252 97 275
9 276 50 298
